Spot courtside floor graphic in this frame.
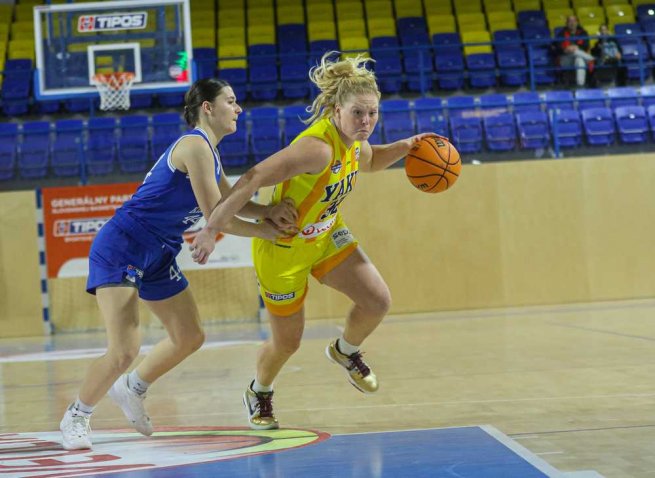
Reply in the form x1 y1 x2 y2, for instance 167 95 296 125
0 425 601 477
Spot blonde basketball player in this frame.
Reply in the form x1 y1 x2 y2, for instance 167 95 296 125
191 52 441 429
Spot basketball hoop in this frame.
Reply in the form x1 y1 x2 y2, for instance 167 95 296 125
91 72 135 111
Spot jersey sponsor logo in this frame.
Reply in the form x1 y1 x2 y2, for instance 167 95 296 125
265 291 296 301
77 12 148 32
331 227 354 249
298 216 336 239
53 218 109 237
125 265 144 282
330 161 342 174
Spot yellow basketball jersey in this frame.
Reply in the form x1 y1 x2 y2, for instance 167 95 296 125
272 118 360 245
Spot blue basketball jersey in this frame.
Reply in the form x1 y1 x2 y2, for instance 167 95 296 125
114 127 221 248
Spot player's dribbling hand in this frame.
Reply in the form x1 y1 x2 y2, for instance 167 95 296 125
190 227 216 265
266 198 298 233
258 218 296 241
404 132 449 150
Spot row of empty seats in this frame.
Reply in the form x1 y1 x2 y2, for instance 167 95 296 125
3 86 655 181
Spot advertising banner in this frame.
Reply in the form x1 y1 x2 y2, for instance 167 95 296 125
41 181 253 279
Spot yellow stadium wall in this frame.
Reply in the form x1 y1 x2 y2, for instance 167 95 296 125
1 153 654 336
0 191 46 337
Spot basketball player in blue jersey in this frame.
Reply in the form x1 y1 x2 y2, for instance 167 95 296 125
59 78 298 450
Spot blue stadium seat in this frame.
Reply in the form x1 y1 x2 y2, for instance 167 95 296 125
614 106 649 143
480 94 509 111
550 109 582 148
414 97 448 137
516 111 550 149
250 107 281 163
446 95 476 117
194 48 218 80
495 43 527 86
493 29 522 47
641 85 655 107
607 87 640 109
219 68 248 101
581 108 616 145
248 56 279 101
278 25 308 54
0 123 19 180
368 126 383 144
381 99 415 142
310 40 339 65
512 92 542 112
64 97 98 114
575 89 606 110
371 36 400 53
404 48 434 93
449 116 483 153
371 36 403 93
648 104 655 138
620 42 651 81
434 53 465 90
130 92 154 109
219 116 249 167
118 115 150 173
87 117 116 175
282 105 309 145
529 46 556 85
36 99 61 114
483 112 516 151
151 113 183 160
19 121 50 179
2 60 32 116
399 18 432 93
614 23 643 45
280 58 310 99
544 90 575 111
466 53 497 88
52 119 83 177
636 4 655 18
517 11 548 29
520 25 551 41
158 92 185 107
432 33 462 54
375 55 404 94
397 17 430 46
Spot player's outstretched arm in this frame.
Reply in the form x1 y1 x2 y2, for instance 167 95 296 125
217 172 298 232
363 133 447 173
191 137 332 264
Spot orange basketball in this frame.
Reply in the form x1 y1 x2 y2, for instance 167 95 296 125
404 137 461 193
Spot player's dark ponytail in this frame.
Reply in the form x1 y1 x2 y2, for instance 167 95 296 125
183 78 230 127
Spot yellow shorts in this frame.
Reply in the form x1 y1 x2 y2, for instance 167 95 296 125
253 215 358 317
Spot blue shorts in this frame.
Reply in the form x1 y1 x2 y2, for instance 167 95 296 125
86 216 188 301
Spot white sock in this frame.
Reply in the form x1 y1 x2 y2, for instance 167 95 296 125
337 336 359 356
127 370 150 396
252 377 273 393
71 398 94 417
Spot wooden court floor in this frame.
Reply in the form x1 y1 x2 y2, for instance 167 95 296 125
2 298 655 477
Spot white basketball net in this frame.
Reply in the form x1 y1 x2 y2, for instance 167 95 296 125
91 72 135 110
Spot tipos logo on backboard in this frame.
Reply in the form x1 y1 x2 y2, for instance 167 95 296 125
77 12 147 32
0 427 329 477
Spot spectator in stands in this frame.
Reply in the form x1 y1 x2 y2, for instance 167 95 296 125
591 24 626 86
190 52 444 430
59 78 297 451
557 15 594 87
